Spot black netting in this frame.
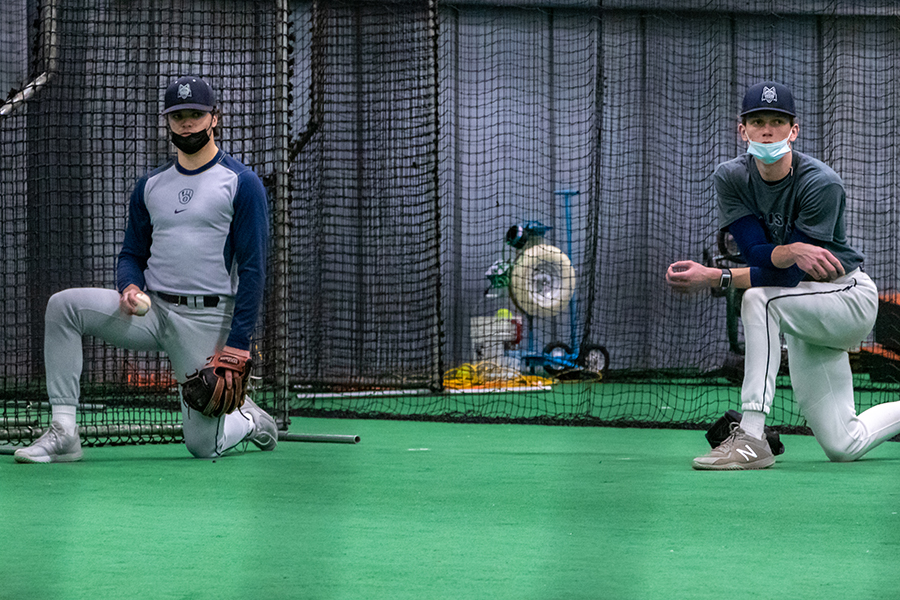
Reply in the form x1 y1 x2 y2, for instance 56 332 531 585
289 1 443 394
3 0 900 447
1 0 287 445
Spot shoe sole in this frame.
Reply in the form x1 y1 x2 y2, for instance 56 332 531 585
14 451 84 464
692 456 775 471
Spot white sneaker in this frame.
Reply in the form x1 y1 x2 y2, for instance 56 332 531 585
14 422 83 464
241 398 278 451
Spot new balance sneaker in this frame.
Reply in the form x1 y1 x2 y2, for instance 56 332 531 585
241 398 278 451
14 422 83 464
692 423 774 470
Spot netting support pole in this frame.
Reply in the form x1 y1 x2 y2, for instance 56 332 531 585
427 0 445 391
272 0 292 429
0 0 58 119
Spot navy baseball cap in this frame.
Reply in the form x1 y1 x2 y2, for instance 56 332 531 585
162 76 216 115
740 81 795 117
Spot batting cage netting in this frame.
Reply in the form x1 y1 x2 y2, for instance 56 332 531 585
3 0 900 447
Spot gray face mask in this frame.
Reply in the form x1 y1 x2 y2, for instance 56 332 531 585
171 128 210 155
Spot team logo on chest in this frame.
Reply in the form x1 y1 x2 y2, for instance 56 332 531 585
174 188 194 214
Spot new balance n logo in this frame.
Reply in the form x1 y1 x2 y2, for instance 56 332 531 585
736 445 758 461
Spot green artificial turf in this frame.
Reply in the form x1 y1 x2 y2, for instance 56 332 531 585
1 418 898 600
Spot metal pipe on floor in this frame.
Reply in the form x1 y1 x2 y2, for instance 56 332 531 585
279 432 361 444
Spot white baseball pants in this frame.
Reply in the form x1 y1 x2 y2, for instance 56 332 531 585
740 269 900 461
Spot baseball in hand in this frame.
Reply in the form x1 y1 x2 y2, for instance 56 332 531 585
134 292 151 316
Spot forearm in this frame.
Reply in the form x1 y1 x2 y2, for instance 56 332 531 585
666 261 751 293
711 265 801 289
706 266 752 289
770 244 800 269
727 267 751 289
116 255 147 293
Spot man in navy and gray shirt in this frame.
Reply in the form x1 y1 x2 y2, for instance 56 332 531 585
15 76 277 463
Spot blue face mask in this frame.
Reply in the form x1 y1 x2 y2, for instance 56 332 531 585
747 133 792 165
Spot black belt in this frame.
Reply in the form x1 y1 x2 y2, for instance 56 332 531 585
156 292 220 308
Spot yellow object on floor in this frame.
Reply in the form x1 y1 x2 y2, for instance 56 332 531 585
442 362 554 391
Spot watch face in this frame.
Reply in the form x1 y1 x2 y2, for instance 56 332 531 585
720 270 732 288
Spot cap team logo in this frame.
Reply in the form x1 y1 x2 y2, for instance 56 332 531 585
178 84 192 100
761 86 778 104
178 189 194 204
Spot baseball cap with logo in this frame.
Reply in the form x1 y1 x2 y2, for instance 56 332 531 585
740 81 795 118
162 76 216 115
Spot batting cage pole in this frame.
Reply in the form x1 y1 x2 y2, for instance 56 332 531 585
0 0 57 119
268 0 359 446
272 0 292 431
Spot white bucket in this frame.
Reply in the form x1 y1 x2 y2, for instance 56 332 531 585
470 317 520 376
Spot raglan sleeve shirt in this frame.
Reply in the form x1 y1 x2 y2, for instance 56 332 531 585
116 154 269 351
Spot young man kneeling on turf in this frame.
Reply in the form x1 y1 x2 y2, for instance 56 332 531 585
666 81 900 470
14 76 278 463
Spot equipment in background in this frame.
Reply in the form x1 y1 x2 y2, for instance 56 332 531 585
852 293 900 383
485 189 609 380
470 310 523 377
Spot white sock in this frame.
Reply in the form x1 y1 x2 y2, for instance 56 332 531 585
51 405 78 435
740 410 767 440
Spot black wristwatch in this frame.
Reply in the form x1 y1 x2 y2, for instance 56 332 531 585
719 268 732 289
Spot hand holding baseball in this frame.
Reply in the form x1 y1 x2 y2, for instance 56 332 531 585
133 292 151 316
666 260 717 294
120 285 151 316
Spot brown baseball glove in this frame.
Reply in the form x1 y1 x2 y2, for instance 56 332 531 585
181 349 252 417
